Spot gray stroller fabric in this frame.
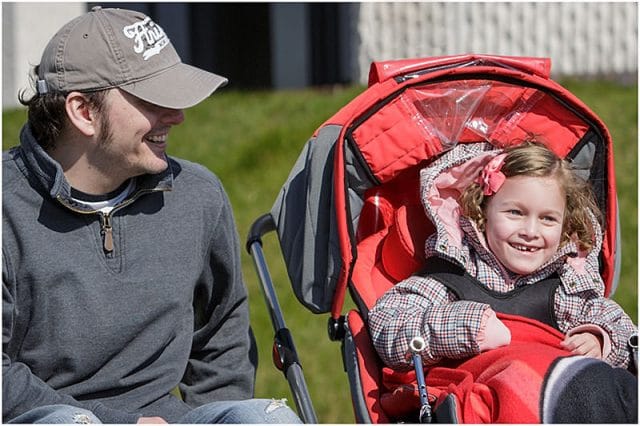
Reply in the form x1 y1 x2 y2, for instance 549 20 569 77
270 124 344 313
269 121 395 313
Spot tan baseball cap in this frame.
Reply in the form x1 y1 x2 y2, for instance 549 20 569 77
36 6 228 109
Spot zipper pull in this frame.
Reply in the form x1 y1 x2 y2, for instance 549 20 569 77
100 213 114 253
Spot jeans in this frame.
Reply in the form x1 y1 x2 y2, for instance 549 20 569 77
9 399 303 424
180 399 302 424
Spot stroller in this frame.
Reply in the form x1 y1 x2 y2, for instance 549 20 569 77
246 54 624 423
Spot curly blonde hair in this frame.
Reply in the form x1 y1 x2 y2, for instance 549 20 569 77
459 140 602 251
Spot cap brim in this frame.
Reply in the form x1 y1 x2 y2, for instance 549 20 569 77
119 63 228 109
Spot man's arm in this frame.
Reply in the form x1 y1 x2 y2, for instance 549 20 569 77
179 186 257 406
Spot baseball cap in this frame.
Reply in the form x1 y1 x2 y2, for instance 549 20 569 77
36 6 228 109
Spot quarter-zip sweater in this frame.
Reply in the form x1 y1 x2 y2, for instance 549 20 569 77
3 125 256 423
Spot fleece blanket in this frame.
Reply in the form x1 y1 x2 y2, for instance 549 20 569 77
379 313 637 423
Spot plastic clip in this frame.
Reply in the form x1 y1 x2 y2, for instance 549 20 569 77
36 79 49 95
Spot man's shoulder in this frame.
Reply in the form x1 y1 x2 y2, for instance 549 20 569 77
167 156 227 205
169 157 221 185
3 146 21 165
3 147 25 191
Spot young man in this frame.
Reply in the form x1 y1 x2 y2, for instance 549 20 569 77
2 6 301 424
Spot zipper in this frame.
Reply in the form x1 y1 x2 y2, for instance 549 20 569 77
99 213 114 253
56 187 169 255
394 58 523 83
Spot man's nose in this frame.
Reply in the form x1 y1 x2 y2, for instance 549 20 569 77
162 108 185 125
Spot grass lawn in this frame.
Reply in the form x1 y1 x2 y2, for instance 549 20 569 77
2 80 637 423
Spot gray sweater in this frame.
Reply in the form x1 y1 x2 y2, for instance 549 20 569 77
2 125 256 423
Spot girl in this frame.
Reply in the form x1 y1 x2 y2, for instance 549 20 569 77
368 141 636 371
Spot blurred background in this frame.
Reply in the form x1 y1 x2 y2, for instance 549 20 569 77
3 2 637 423
3 2 638 105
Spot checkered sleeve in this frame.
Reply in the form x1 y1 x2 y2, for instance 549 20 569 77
368 274 491 370
555 288 637 368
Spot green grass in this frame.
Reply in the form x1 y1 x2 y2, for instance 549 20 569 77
2 81 637 423
558 79 638 318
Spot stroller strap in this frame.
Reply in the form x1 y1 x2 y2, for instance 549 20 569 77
419 257 561 330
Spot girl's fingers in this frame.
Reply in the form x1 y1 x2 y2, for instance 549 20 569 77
562 333 602 358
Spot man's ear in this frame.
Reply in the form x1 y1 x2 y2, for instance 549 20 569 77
65 92 99 137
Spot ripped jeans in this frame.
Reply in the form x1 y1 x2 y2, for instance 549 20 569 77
8 399 302 424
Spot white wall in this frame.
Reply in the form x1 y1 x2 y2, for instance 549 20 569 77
3 2 85 108
355 2 638 84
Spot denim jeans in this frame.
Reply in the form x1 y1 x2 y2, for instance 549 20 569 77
7 405 101 424
9 399 302 424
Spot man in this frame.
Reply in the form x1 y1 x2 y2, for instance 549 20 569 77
2 6 301 424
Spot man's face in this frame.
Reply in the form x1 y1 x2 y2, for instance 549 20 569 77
95 89 184 180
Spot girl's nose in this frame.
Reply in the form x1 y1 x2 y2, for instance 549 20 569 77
521 217 540 238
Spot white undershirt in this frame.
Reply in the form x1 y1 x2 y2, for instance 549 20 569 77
70 179 135 214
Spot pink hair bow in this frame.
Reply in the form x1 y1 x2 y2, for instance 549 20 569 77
476 153 507 195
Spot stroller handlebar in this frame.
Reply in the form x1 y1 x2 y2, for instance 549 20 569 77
246 213 276 253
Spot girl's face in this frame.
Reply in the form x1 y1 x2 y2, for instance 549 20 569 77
483 175 565 275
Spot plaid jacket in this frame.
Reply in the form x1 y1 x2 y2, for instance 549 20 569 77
368 143 636 370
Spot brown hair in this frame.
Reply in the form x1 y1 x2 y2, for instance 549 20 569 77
459 140 601 251
18 65 108 151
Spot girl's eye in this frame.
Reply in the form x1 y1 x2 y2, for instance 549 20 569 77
542 215 560 223
507 209 522 216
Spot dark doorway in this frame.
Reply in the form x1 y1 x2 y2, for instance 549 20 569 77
309 3 355 86
190 3 271 89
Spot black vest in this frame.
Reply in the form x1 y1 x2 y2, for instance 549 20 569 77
420 257 560 330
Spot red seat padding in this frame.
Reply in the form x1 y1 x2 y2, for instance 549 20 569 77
381 203 434 282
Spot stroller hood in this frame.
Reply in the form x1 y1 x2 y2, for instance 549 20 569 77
270 54 617 316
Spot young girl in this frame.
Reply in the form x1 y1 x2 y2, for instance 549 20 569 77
368 141 636 371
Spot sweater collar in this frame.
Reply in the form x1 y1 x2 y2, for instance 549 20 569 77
18 124 174 210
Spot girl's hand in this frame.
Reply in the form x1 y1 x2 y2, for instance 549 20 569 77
561 332 603 358
478 309 511 351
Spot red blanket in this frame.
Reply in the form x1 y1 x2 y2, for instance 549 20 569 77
380 313 571 423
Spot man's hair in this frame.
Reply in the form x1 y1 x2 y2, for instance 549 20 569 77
18 65 108 151
459 140 602 251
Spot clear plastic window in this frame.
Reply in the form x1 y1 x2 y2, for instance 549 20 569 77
399 80 544 150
